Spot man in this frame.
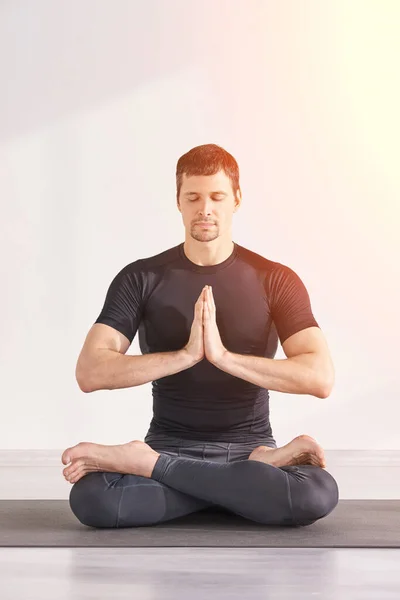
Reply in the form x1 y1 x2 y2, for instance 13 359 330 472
62 143 339 529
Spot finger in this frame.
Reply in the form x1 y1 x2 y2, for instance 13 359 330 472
198 287 207 302
208 286 215 309
197 288 207 307
206 287 214 314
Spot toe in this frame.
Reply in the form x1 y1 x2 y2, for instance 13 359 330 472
61 448 72 465
61 444 81 465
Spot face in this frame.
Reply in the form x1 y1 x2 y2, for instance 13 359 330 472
177 169 241 243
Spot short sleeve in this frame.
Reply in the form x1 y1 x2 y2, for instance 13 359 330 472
94 264 143 344
267 264 320 345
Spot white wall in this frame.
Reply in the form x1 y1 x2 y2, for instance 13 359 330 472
1 0 399 451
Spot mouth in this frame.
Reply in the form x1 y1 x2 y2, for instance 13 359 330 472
196 222 214 227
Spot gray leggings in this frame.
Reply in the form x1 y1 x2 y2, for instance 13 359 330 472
69 433 339 529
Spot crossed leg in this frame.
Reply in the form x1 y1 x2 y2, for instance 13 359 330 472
68 446 339 529
148 451 338 526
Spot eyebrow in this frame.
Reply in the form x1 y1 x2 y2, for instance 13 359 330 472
184 191 228 196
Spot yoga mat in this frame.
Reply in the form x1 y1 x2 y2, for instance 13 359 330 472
0 500 398 548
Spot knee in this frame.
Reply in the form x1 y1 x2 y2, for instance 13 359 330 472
69 472 119 528
69 472 166 528
294 468 339 526
318 469 339 516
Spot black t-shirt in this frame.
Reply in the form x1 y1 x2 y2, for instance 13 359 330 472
94 241 320 443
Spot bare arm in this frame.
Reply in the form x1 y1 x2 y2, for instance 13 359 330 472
213 327 334 399
76 324 198 393
82 348 196 392
213 350 325 398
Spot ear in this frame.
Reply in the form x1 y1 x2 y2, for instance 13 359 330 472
234 190 242 210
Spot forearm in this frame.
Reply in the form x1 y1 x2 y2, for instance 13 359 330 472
79 348 197 393
214 351 327 398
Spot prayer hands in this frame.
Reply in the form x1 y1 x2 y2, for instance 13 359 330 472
203 285 227 365
183 285 227 366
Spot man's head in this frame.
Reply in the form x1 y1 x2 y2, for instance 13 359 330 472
176 144 242 243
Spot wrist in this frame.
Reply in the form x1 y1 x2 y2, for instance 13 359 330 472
181 348 202 367
211 348 229 369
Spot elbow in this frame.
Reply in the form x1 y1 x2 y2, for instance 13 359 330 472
75 368 94 393
79 382 93 394
316 386 330 399
311 360 335 398
77 377 93 393
315 375 335 399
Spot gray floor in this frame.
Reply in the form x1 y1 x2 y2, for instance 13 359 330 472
1 547 399 599
2 499 399 547
1 452 399 598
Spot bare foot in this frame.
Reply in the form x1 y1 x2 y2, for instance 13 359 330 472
61 440 160 484
248 434 326 469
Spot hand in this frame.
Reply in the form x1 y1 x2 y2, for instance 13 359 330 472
203 285 227 365
183 286 207 364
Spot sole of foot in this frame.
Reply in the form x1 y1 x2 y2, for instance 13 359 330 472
61 439 159 483
248 434 326 469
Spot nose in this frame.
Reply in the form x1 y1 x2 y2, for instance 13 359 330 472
197 199 214 218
